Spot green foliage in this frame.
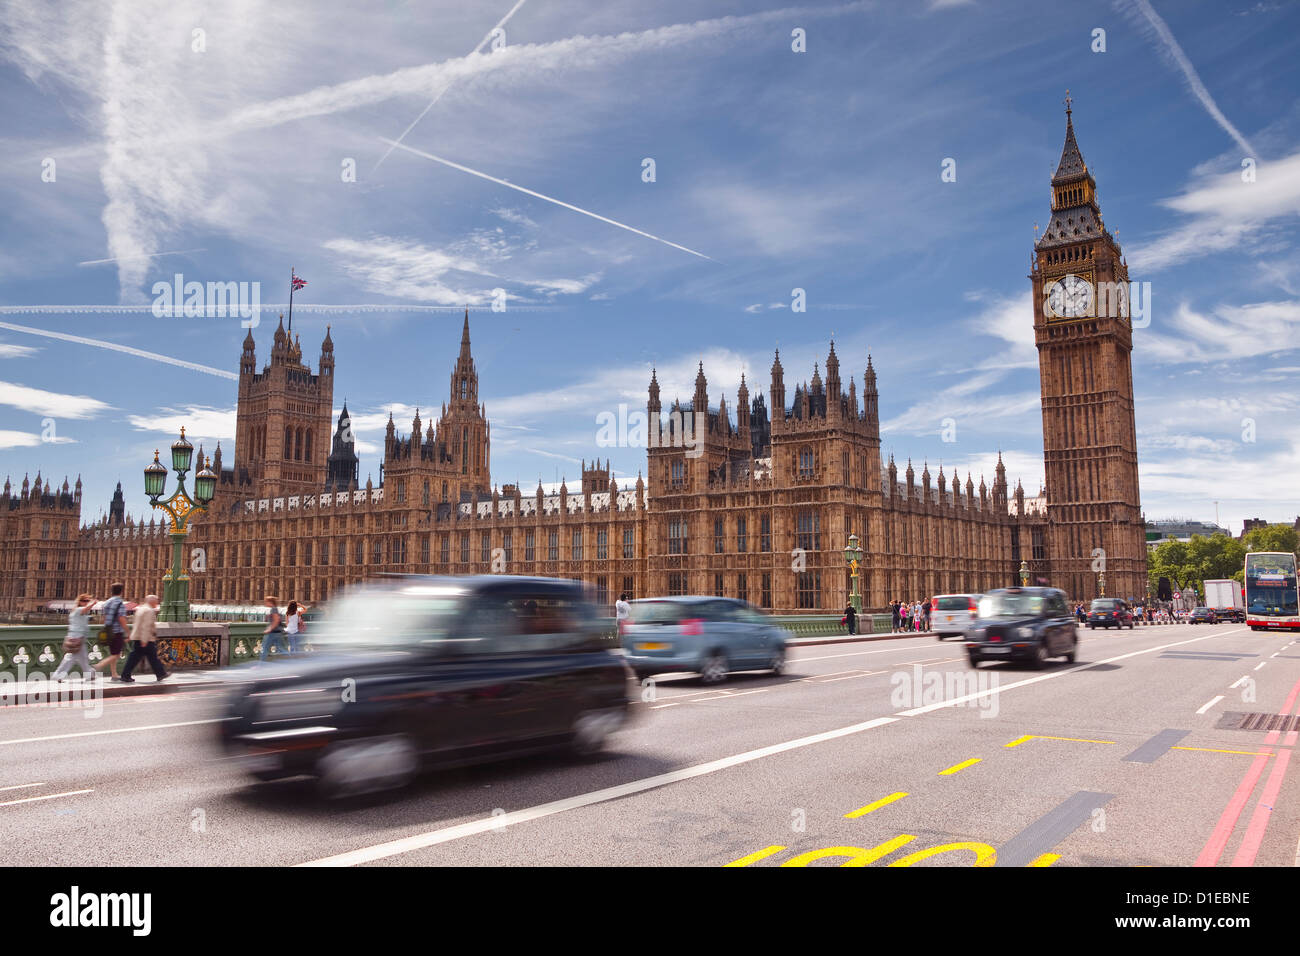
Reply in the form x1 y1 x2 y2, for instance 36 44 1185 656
1148 533 1245 595
1242 523 1300 559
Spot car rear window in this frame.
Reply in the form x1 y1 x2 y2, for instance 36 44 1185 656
630 601 695 624
1091 599 1119 610
935 596 971 611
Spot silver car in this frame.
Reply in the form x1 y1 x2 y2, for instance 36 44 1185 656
931 594 981 640
621 596 788 684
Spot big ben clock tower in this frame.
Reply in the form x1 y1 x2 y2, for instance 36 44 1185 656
1031 95 1146 602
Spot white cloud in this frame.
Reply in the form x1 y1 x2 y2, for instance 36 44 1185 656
126 405 236 445
0 343 39 359
1140 298 1300 365
0 380 109 419
1128 152 1300 273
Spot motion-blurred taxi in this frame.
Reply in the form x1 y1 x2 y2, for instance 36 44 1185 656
219 575 633 797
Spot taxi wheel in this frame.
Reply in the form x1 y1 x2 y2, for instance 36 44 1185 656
316 733 418 799
1065 638 1077 663
967 654 982 669
571 710 615 757
1031 643 1049 669
768 647 786 675
699 651 729 685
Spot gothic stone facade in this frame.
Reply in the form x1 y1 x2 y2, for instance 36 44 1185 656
0 110 1146 615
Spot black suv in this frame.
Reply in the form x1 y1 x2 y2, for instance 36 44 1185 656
1087 598 1134 629
220 575 633 797
966 587 1079 668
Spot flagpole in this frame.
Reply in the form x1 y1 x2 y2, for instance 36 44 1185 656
288 267 295 333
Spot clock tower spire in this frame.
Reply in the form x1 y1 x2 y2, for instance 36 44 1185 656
1031 96 1146 602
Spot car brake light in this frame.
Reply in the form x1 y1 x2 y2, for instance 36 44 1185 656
931 597 938 611
680 618 703 636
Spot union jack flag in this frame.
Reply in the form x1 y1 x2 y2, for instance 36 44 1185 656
291 275 307 291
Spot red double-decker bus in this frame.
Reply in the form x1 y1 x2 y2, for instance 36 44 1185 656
1244 551 1300 632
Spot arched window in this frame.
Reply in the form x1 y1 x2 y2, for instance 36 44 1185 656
304 429 312 463
284 426 293 460
462 427 468 474
442 481 448 502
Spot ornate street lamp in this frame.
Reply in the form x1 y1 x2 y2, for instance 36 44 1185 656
1018 559 1030 587
843 532 866 614
144 428 213 622
1098 570 1106 599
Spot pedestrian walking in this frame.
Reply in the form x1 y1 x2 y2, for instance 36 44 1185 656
93 582 129 681
891 600 901 632
843 603 857 636
52 593 96 682
259 596 286 661
285 600 307 653
923 600 932 632
119 594 168 683
615 592 632 635
899 602 910 632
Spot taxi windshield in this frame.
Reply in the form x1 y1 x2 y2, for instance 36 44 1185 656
979 592 1044 618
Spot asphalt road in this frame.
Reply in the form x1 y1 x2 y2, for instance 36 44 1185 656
5 623 1300 867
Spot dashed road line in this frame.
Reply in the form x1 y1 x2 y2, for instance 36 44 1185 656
1197 696 1225 715
0 789 94 808
939 758 981 776
845 792 908 818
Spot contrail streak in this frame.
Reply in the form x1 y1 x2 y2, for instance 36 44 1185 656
373 0 532 173
78 248 207 267
1127 0 1256 157
0 321 237 380
380 138 714 261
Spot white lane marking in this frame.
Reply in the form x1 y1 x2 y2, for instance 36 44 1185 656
793 644 960 664
297 715 900 867
1272 652 1280 658
0 718 227 746
894 629 1246 718
820 670 886 683
1230 676 1250 688
649 703 680 710
0 782 45 793
796 669 863 682
1256 662 1267 671
1197 695 1225 715
688 689 768 702
0 789 93 807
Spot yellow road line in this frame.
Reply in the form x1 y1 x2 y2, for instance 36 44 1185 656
1029 853 1061 867
1005 734 1116 748
1172 746 1274 757
939 758 982 775
845 791 908 818
724 845 786 867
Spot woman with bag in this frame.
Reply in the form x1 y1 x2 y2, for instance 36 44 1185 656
53 593 96 682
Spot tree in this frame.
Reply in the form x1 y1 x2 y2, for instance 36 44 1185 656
1242 523 1300 561
1147 533 1245 597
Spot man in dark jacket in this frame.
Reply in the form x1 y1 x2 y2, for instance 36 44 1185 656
844 603 858 636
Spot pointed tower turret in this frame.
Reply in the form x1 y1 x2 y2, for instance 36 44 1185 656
770 350 785 426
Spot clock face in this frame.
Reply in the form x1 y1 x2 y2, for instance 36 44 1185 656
1046 274 1093 319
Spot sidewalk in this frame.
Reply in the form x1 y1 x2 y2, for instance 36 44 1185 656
0 668 231 702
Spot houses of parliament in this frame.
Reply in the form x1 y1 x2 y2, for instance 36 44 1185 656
0 108 1148 615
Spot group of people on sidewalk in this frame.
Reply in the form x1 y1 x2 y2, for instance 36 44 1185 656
890 600 931 633
52 582 169 683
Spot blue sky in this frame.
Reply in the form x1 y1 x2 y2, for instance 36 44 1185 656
1 0 1298 533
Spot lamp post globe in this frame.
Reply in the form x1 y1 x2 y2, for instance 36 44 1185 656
170 426 194 476
144 450 167 500
194 456 217 505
